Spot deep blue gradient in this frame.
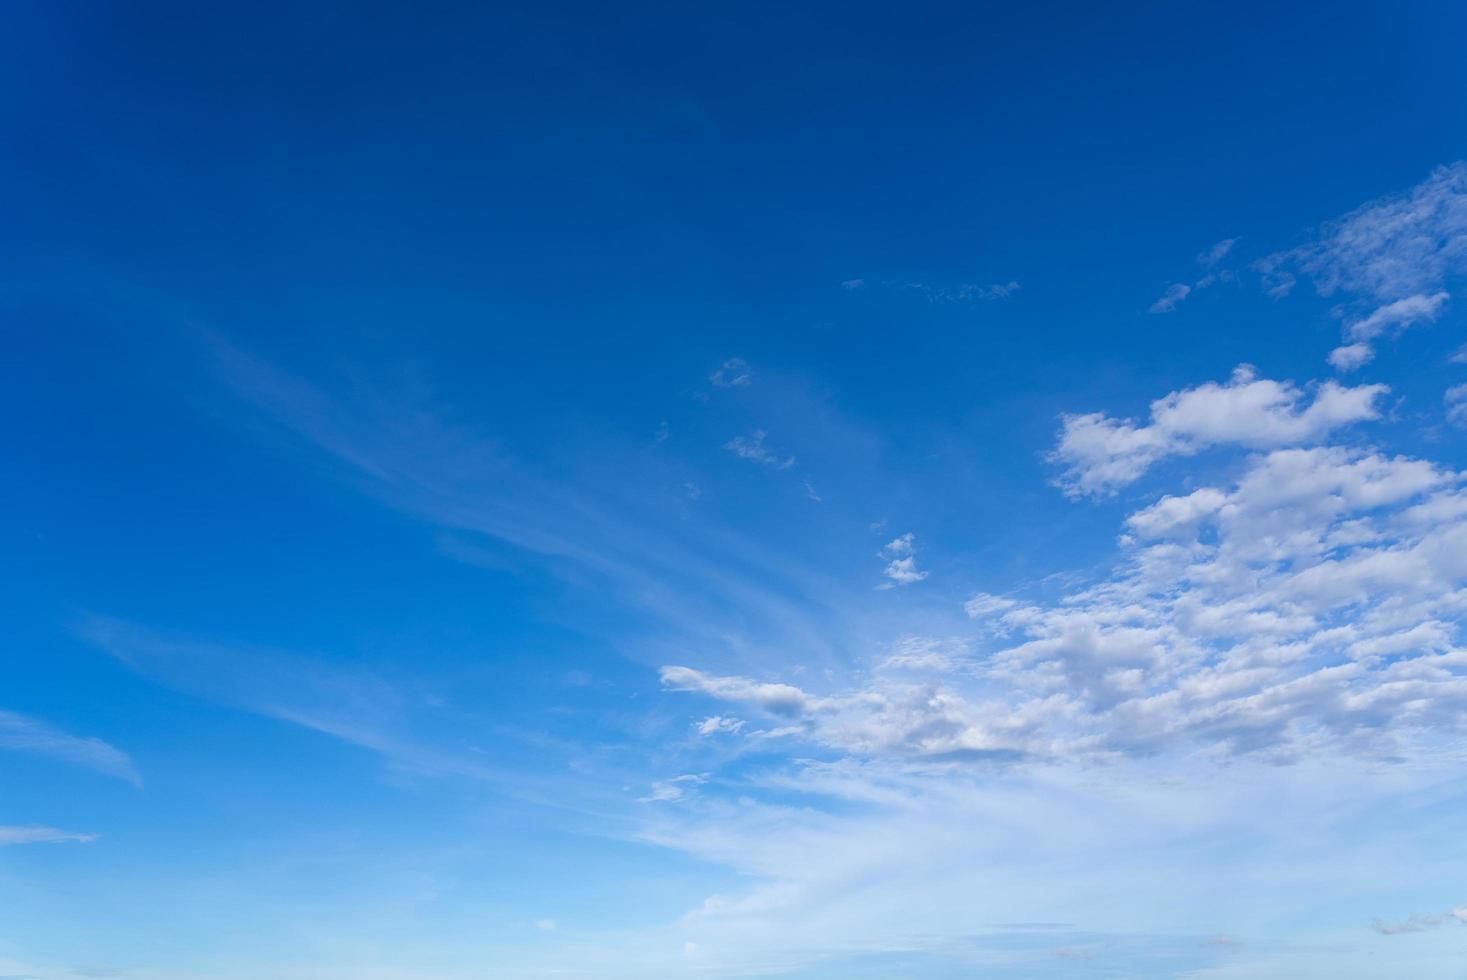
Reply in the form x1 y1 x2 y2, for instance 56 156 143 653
4 3 1467 978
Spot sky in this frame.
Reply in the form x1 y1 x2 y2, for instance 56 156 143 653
4 1 1467 977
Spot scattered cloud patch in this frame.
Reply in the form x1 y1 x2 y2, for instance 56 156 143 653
1149 237 1241 313
879 533 929 586
1327 343 1374 372
661 666 821 717
1446 384 1467 427
1050 365 1387 496
843 278 1020 304
1149 283 1191 314
724 430 795 470
639 773 709 803
1372 908 1467 935
1197 238 1239 267
0 826 98 846
709 358 752 389
696 716 745 736
1346 291 1450 343
1257 163 1467 367
668 427 1467 768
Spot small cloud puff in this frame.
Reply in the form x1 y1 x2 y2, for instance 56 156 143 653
696 716 745 736
724 430 795 470
879 533 928 586
709 358 752 388
638 773 709 803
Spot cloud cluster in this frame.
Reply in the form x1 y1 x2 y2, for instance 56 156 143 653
664 430 1467 768
842 278 1021 304
1050 365 1386 496
1257 163 1467 370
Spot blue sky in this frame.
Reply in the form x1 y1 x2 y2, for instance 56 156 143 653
5 2 1467 977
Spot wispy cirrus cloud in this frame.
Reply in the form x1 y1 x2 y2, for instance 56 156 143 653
841 277 1020 304
0 710 140 786
1148 282 1191 314
1148 237 1239 313
708 358 752 389
1257 162 1467 370
0 826 99 846
74 615 515 786
1372 907 1467 935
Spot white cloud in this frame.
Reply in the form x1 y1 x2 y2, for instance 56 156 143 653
1257 163 1467 365
0 825 98 846
0 710 141 786
661 666 820 717
879 533 928 586
963 592 1019 620
1346 291 1450 342
1327 343 1374 372
1372 907 1467 935
1148 283 1191 313
880 635 971 672
709 358 752 388
665 440 1467 767
639 773 709 803
1197 238 1238 267
724 430 794 469
696 716 745 736
1447 383 1467 427
1051 365 1387 496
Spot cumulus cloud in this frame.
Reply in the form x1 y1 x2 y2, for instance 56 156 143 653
0 826 98 846
879 533 928 586
1257 163 1467 367
1327 343 1374 372
666 437 1467 767
1051 365 1387 496
724 430 794 469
